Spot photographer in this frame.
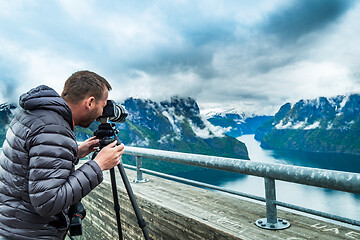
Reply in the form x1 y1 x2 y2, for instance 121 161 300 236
0 71 124 239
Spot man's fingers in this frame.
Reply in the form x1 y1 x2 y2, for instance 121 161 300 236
116 143 125 150
106 140 118 148
85 136 97 143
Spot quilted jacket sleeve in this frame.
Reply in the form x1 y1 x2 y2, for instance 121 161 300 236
27 124 103 217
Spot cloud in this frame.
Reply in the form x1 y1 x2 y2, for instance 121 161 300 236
261 0 356 44
0 0 360 115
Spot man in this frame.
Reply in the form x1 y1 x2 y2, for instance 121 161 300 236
0 71 124 239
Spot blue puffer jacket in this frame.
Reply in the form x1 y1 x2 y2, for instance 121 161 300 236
0 85 103 239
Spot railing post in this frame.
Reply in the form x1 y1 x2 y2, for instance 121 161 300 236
255 178 290 230
132 156 149 183
265 177 278 224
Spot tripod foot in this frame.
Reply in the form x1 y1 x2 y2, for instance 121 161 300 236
132 178 149 183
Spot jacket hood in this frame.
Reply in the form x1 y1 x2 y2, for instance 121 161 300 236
19 85 73 129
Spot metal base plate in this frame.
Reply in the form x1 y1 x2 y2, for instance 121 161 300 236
132 179 149 183
255 218 290 230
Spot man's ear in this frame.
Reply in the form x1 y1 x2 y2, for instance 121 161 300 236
85 96 95 110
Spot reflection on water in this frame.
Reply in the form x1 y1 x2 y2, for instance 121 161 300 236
220 134 360 228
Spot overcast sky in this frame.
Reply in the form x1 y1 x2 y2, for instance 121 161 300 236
1 0 360 115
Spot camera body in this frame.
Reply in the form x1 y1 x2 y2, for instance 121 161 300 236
97 100 128 123
68 202 86 236
94 100 128 146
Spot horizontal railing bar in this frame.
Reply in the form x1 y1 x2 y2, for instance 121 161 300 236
124 146 360 194
123 164 360 227
123 164 265 202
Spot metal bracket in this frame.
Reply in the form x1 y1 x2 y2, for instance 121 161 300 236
255 218 290 230
132 178 149 183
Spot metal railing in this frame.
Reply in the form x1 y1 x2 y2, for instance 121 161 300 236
123 146 360 230
2 146 359 230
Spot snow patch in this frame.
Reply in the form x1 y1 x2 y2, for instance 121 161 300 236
326 123 333 130
275 120 292 129
162 110 181 134
204 108 246 119
129 136 149 147
339 95 349 111
292 121 306 129
304 121 320 130
274 117 321 130
158 135 169 144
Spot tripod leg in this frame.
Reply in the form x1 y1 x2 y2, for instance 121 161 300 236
117 164 151 240
110 168 123 240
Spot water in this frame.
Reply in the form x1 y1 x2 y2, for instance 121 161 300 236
218 134 360 228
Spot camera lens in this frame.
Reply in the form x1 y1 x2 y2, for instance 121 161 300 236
96 100 128 123
109 104 128 123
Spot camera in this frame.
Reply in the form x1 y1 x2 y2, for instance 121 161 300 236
68 202 86 236
94 100 128 144
97 100 128 123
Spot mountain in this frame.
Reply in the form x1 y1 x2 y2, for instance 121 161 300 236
74 97 249 173
255 94 360 155
206 109 273 138
76 97 248 156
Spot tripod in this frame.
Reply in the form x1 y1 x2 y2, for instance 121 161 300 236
92 122 151 240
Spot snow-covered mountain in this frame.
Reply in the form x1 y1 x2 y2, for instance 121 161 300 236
255 94 360 155
206 108 272 138
204 108 247 119
272 95 360 130
74 96 249 163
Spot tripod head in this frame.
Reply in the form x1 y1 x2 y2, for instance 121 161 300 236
94 120 119 148
91 120 123 164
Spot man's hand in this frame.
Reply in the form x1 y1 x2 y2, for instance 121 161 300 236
94 141 125 171
77 136 100 159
